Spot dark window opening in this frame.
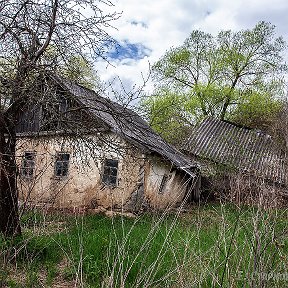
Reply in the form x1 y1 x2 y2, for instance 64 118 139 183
102 159 118 186
59 95 68 113
41 103 59 131
40 95 70 131
21 152 36 178
55 153 70 177
159 174 168 194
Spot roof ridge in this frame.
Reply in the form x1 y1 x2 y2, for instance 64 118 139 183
49 73 198 176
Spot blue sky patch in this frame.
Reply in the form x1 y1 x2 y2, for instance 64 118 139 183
107 40 151 61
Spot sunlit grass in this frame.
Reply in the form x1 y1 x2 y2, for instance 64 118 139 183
0 203 288 287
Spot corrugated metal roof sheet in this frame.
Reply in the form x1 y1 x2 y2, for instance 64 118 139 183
183 117 287 184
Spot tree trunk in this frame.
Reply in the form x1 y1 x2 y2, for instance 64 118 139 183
0 125 21 237
0 64 32 237
220 75 240 120
220 99 230 120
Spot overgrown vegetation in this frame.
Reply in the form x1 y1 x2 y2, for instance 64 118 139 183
1 203 287 287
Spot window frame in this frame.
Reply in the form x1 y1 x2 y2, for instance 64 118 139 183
21 151 36 179
158 174 169 194
102 158 119 187
54 152 70 178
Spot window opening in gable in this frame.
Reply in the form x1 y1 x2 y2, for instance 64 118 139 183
59 95 68 113
40 94 70 131
55 152 70 177
159 174 168 194
21 152 36 178
102 159 119 186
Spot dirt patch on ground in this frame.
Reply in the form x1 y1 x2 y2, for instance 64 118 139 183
3 257 79 287
50 257 78 288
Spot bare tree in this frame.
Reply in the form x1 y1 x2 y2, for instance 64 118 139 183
0 0 119 237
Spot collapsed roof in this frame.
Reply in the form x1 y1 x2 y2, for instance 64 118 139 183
183 117 287 184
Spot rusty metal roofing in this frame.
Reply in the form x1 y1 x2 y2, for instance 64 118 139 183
183 117 287 184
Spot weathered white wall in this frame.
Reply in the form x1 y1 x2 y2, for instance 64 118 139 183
17 134 190 210
144 155 189 209
17 133 143 209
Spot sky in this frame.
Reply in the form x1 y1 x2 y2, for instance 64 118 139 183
96 0 288 94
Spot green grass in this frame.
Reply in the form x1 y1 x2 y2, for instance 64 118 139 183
1 203 288 287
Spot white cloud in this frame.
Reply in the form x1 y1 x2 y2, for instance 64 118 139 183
96 0 288 94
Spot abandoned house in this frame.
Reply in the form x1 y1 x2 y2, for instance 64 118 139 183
183 117 287 183
16 74 199 211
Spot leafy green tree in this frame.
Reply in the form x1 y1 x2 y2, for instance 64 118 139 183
149 21 287 139
60 56 102 90
142 89 193 145
229 90 283 132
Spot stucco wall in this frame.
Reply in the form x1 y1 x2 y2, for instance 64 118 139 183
17 133 144 209
144 155 189 209
16 134 191 211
